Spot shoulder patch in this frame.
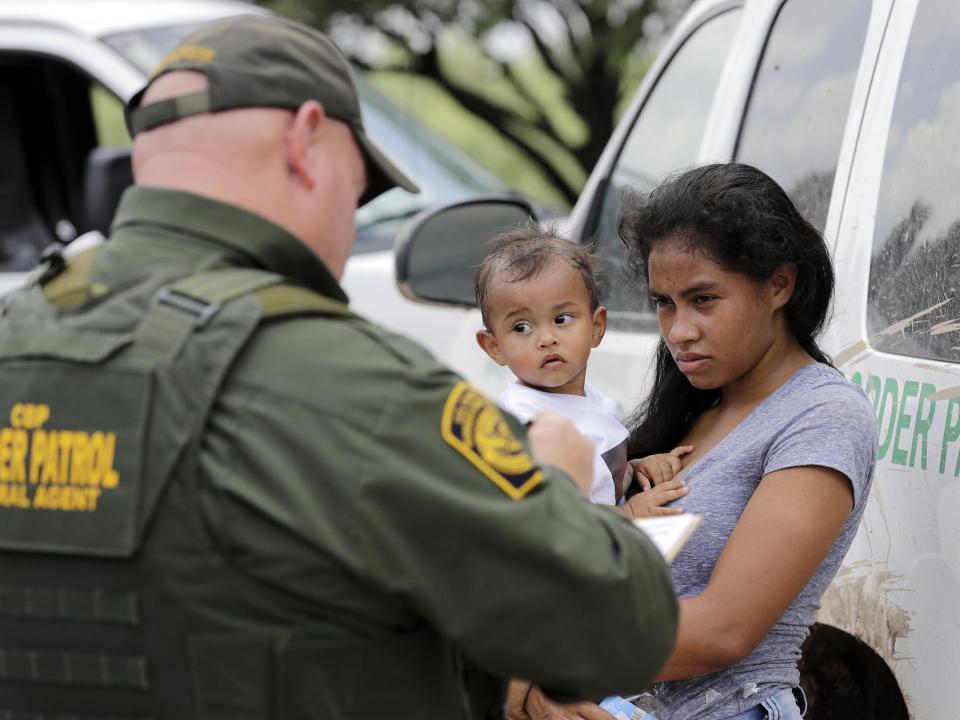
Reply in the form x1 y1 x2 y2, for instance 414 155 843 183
441 382 542 500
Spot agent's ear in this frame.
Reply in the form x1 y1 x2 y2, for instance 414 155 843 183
591 305 608 348
285 100 326 190
769 263 798 310
476 329 507 366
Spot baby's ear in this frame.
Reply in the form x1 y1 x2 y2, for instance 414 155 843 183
591 306 608 347
476 329 507 366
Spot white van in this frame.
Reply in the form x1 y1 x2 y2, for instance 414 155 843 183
393 0 958 717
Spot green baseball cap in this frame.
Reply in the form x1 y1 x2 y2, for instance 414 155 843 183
125 14 419 206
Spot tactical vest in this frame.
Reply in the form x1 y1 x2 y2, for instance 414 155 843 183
0 247 502 719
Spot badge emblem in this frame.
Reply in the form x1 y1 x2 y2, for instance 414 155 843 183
441 382 542 500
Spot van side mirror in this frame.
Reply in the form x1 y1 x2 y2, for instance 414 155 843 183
82 146 134 235
395 197 537 307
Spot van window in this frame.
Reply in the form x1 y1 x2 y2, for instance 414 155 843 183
0 54 132 275
867 0 960 363
735 0 871 233
591 8 742 327
0 55 99 271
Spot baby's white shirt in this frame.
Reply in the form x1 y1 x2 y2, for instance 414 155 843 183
498 381 629 505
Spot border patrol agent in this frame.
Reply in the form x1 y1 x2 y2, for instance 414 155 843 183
0 15 677 719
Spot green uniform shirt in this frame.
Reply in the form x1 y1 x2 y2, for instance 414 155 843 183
101 186 677 703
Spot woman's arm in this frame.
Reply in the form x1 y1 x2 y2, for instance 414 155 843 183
519 466 854 718
653 464 853 681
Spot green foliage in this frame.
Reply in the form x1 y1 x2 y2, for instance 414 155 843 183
367 71 570 206
617 46 657 120
90 84 131 147
487 45 588 147
260 0 690 205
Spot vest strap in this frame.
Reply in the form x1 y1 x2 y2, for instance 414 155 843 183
0 711 149 720
0 585 139 625
131 269 359 362
0 648 149 689
129 301 197 363
255 283 357 320
168 268 283 304
130 269 283 363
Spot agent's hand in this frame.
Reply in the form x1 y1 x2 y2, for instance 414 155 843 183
630 445 694 489
505 679 534 720
528 412 594 498
523 686 615 720
622 477 688 519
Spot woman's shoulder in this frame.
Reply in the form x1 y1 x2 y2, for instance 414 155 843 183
761 363 878 456
779 363 874 418
761 363 878 494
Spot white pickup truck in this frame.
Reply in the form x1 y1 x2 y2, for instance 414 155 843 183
387 1 960 718
0 0 504 293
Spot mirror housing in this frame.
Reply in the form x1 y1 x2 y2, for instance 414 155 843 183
82 146 133 235
395 196 537 307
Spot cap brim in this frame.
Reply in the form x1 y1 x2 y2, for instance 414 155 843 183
354 129 419 207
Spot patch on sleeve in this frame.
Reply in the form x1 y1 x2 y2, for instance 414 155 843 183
441 382 542 500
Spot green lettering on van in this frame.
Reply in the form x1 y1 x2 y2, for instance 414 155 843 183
848 372 952 473
911 383 936 470
891 381 919 466
877 377 899 462
941 398 960 476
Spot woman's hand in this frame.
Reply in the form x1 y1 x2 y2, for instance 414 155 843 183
523 686 615 720
622 478 688 519
631 445 694 489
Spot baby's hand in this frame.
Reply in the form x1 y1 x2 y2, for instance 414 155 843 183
623 478 689 519
630 445 694 489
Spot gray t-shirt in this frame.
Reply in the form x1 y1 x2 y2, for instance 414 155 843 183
654 363 878 720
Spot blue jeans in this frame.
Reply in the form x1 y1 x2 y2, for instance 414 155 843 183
722 687 806 720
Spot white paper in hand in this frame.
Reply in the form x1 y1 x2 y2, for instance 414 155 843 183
632 513 702 563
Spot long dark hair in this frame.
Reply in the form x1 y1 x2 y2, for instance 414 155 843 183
618 163 835 457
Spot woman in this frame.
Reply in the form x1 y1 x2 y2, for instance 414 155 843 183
513 163 878 720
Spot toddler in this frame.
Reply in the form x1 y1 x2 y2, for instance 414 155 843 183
475 224 688 514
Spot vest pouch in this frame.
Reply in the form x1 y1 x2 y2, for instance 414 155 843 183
0 359 151 557
0 267 282 558
190 624 467 720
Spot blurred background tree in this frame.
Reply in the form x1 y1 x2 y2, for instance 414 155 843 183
259 0 692 207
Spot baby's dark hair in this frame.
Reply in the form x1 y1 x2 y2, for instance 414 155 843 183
475 221 600 328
